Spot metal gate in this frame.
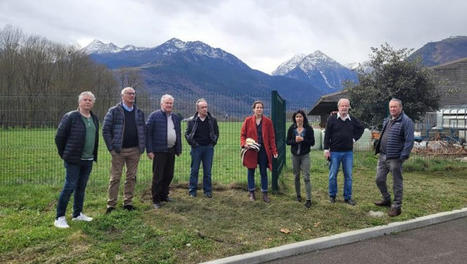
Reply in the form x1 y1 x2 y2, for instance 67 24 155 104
271 90 286 192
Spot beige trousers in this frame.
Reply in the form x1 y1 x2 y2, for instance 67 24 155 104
107 147 141 208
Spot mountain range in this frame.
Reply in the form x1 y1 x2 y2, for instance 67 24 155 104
84 35 467 117
87 38 332 117
408 36 467 66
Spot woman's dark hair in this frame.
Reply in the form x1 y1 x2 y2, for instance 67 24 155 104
252 100 264 109
292 110 310 127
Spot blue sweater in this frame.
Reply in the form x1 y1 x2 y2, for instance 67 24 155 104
146 110 182 155
376 112 414 160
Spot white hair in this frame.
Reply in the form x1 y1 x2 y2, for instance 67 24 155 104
160 94 174 104
337 98 350 107
121 87 134 95
78 91 96 103
196 98 207 110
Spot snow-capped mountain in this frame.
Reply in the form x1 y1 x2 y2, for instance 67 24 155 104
273 54 307 75
86 38 324 116
157 38 229 59
273 51 358 92
84 38 247 69
82 40 147 54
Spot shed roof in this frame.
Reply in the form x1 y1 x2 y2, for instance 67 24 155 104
308 90 349 115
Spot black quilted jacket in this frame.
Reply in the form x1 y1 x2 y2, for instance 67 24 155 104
55 110 99 164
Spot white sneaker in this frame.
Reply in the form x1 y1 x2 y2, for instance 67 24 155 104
54 216 70 229
72 213 93 222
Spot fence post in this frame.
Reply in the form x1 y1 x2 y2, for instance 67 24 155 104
271 90 286 192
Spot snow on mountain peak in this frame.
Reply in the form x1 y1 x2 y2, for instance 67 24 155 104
83 40 119 54
345 61 373 73
83 40 146 54
165 38 186 49
159 39 229 59
298 50 344 73
272 54 307 75
273 51 341 75
85 38 242 68
272 50 359 91
121 44 146 52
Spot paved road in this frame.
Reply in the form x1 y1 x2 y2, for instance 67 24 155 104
267 217 467 264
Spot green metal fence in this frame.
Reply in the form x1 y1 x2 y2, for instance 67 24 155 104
0 91 312 187
271 90 286 191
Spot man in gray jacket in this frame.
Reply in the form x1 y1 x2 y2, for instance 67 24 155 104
374 98 414 217
103 87 146 213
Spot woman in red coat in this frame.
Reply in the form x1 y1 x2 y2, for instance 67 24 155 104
240 101 278 203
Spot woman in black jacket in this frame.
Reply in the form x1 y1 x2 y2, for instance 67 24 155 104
286 110 315 208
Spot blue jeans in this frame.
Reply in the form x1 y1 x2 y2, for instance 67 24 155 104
247 147 268 192
56 160 93 218
328 151 353 200
189 145 214 195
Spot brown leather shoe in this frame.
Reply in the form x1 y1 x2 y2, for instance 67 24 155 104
262 192 270 203
388 207 401 217
249 191 256 201
374 199 391 207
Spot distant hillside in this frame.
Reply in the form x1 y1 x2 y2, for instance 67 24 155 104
272 51 358 92
408 36 467 66
86 39 323 117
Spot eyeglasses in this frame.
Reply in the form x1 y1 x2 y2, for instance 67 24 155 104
125 92 136 95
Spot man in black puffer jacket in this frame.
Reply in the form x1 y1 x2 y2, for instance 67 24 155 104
103 87 146 214
54 91 98 229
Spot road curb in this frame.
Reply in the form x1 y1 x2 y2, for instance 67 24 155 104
201 207 467 264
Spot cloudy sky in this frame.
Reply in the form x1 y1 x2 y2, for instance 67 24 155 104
1 0 466 73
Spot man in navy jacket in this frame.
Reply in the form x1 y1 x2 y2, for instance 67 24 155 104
146 94 182 209
103 87 146 214
374 98 414 217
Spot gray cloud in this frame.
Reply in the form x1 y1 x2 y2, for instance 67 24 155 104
1 0 466 73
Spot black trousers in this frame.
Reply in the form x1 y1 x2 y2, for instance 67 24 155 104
152 149 175 203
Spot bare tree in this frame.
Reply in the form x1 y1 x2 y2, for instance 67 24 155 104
0 25 119 127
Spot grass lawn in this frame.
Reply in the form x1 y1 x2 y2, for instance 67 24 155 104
1 147 466 263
